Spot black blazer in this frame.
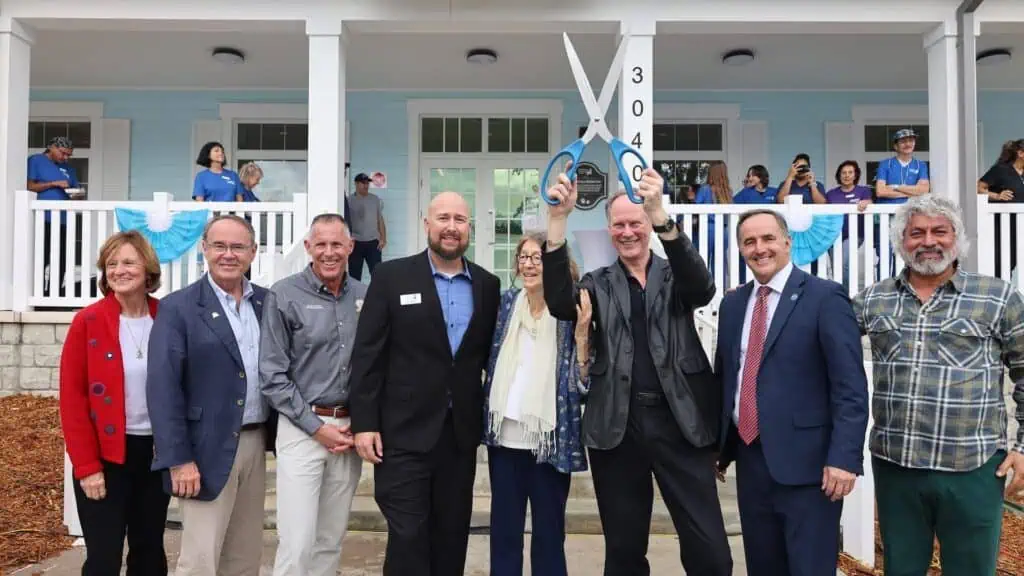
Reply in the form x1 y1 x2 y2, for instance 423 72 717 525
349 250 500 453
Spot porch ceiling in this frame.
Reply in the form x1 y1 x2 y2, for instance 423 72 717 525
28 28 1024 91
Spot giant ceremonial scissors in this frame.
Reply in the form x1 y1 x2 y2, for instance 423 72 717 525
541 32 648 205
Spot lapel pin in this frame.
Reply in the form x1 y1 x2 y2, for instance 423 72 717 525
212 312 220 319
255 300 262 306
790 294 799 301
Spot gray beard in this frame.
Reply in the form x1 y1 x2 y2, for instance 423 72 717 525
906 248 956 276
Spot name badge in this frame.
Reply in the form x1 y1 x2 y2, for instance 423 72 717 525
400 293 422 306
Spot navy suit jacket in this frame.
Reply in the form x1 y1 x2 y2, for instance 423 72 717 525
715 267 868 485
147 275 276 501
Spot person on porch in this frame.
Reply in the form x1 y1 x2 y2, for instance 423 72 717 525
147 215 276 576
874 128 930 204
238 161 263 202
27 136 80 297
541 166 733 575
259 213 365 576
776 153 826 205
977 138 1024 279
825 160 873 290
481 231 591 576
853 195 1024 575
59 231 169 576
347 172 387 281
733 164 778 205
192 141 243 202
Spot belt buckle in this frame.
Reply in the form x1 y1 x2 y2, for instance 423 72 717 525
331 406 342 418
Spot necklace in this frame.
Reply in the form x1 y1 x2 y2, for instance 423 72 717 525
122 316 150 359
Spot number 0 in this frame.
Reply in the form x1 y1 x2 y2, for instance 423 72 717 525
632 100 644 117
632 67 643 83
632 165 643 182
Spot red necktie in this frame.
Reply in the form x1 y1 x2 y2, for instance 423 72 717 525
739 286 771 445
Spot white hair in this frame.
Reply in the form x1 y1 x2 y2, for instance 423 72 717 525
889 195 969 264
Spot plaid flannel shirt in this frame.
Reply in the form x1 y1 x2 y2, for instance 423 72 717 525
853 267 1024 472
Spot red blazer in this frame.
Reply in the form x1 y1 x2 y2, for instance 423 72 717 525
60 293 159 480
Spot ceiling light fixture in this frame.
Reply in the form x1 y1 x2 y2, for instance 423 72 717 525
211 47 246 65
976 48 1011 66
466 48 498 65
722 49 755 66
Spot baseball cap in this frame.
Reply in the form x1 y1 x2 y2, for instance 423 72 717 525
354 172 371 183
892 128 917 143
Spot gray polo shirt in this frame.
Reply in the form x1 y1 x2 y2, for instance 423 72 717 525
259 266 367 436
348 192 382 242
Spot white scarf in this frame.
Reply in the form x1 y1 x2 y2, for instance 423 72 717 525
487 290 558 459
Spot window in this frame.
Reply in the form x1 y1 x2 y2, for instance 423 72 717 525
863 123 930 187
28 121 92 195
420 116 548 154
652 123 725 203
235 122 307 203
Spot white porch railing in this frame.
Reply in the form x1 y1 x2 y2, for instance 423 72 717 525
11 191 311 311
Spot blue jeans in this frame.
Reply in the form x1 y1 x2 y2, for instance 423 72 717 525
487 446 571 576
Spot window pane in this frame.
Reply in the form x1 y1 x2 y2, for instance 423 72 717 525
421 117 444 153
864 125 889 153
510 118 526 153
241 160 306 202
488 118 510 153
866 161 881 187
284 123 308 151
653 124 674 151
237 123 262 150
698 124 723 151
675 124 699 151
261 124 286 150
526 118 548 153
444 118 460 152
43 123 68 144
913 125 929 152
28 122 45 148
67 122 91 148
461 118 483 153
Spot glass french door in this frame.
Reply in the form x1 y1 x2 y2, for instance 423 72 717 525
421 160 545 288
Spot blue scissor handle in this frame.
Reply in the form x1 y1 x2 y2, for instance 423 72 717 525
609 138 649 204
540 139 586 206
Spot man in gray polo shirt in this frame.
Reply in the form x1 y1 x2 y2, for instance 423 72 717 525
259 212 367 576
348 172 387 281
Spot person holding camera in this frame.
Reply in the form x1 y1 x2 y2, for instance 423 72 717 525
777 153 826 205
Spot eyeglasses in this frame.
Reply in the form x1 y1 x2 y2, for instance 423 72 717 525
517 253 542 265
207 242 253 255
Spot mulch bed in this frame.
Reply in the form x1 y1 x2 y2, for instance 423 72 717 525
838 508 1024 575
0 394 75 572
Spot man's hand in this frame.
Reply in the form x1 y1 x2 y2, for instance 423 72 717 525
313 423 350 451
997 451 1024 499
635 168 668 225
355 431 384 464
170 462 202 498
79 471 106 500
822 466 856 501
545 161 578 221
714 460 728 483
52 180 70 189
327 422 356 455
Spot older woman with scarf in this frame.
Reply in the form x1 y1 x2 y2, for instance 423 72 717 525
482 231 592 576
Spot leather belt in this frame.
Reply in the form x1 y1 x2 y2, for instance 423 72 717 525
240 423 263 431
312 404 350 418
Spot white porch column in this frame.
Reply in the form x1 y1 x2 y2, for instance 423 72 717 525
0 18 33 311
618 19 655 190
925 22 960 201
305 19 346 222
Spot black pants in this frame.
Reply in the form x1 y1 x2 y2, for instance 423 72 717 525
374 411 477 576
733 429 843 576
587 393 733 576
73 434 170 576
42 219 68 297
487 446 571 576
349 239 382 282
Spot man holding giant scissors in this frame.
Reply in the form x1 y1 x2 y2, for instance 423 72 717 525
542 165 733 575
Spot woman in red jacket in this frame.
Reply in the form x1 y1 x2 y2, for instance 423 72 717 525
59 230 167 575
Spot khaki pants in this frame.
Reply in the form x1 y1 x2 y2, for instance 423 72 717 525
272 415 361 576
175 428 267 576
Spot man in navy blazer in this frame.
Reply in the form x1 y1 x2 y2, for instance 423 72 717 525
714 208 868 575
148 214 276 576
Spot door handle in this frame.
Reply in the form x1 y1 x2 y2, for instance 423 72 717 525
487 209 496 246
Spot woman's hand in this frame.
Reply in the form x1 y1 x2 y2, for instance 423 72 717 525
575 290 592 341
80 471 106 500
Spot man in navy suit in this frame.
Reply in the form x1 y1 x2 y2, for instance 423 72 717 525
714 208 869 575
148 214 276 576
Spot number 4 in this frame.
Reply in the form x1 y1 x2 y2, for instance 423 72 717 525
631 132 642 148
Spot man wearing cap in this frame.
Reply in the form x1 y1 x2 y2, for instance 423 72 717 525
875 128 930 204
27 136 80 297
347 172 387 282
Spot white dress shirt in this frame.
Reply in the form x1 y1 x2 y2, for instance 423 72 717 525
734 261 794 424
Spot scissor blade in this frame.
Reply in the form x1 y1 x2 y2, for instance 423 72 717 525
595 33 631 114
563 33 603 119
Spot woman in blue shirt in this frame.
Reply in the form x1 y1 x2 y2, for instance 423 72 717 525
693 161 733 286
238 162 263 202
192 141 242 202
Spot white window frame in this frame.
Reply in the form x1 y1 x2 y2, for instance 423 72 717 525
28 101 104 194
647 103 742 189
219 103 309 165
407 99 563 256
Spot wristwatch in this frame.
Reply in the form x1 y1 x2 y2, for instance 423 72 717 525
652 218 676 234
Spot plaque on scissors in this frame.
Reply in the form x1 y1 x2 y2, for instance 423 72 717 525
573 162 607 211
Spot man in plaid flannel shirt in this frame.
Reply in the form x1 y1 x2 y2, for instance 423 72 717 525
853 194 1024 575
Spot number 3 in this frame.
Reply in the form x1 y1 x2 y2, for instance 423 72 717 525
632 66 643 83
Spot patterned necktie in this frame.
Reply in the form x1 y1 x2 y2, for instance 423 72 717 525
739 285 772 445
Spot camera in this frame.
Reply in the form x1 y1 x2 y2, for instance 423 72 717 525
796 165 810 175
